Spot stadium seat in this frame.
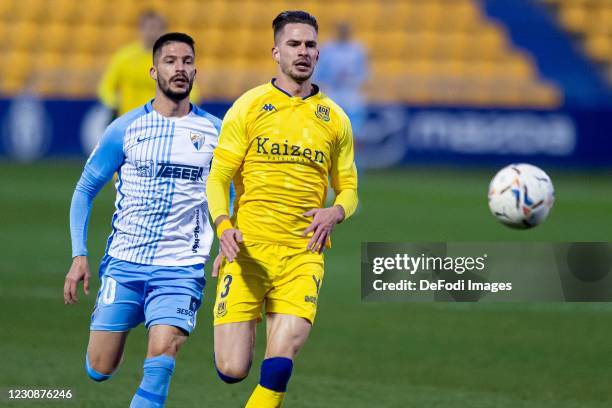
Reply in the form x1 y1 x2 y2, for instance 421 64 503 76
45 0 76 23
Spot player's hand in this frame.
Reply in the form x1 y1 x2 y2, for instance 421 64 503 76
303 205 345 254
212 252 224 278
64 256 91 304
220 228 243 263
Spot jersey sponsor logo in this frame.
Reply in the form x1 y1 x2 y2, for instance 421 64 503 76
176 296 199 317
176 307 195 317
192 208 201 253
135 160 154 177
156 163 204 181
304 295 318 304
255 137 326 164
261 103 277 112
315 104 330 122
190 132 206 151
305 275 321 304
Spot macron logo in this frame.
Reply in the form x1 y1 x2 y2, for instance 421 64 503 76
261 103 276 112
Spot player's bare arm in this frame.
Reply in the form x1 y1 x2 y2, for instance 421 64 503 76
303 205 345 253
64 255 90 304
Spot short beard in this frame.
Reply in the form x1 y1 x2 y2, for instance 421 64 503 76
281 63 312 84
158 75 193 101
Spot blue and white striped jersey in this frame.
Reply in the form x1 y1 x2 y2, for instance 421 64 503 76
70 101 221 266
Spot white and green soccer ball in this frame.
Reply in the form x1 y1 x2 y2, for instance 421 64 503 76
488 163 555 229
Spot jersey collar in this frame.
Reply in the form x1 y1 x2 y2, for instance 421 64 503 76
271 78 319 100
145 99 194 117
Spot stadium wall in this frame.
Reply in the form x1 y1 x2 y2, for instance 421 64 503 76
1 99 611 168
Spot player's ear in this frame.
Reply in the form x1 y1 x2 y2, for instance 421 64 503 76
150 66 157 81
272 46 280 64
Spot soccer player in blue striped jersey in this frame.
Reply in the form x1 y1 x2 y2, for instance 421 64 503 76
63 33 218 408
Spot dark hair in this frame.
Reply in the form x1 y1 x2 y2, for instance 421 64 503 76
272 10 318 40
152 32 195 62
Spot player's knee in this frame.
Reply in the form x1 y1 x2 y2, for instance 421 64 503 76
215 357 250 383
148 331 186 358
260 357 293 392
85 353 116 382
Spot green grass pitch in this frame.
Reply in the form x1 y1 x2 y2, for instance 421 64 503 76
1 161 611 407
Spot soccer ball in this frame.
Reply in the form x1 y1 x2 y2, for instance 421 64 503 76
488 163 555 229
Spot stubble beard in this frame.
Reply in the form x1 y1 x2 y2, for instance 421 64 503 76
158 75 193 101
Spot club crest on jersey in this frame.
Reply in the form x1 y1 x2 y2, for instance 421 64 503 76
261 103 277 112
315 104 330 122
216 301 227 318
135 160 154 177
190 297 198 311
190 132 206 151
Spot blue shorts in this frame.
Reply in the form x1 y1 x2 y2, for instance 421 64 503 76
90 255 206 334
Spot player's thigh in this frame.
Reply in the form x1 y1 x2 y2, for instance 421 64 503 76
146 324 188 358
144 275 205 335
214 320 257 376
266 251 324 325
90 272 146 332
264 313 312 359
213 246 271 326
87 330 129 373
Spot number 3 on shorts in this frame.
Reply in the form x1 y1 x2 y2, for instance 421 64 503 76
99 276 117 305
220 275 232 298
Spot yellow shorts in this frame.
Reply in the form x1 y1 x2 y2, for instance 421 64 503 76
213 242 324 326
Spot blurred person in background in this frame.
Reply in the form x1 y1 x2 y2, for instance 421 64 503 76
316 22 368 139
98 10 201 119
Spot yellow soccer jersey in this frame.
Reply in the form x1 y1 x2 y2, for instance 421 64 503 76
207 80 358 248
98 42 201 115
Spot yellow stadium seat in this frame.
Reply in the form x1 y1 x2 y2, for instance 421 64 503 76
446 1 482 31
369 31 406 60
478 24 508 52
211 1 242 28
35 52 64 74
14 0 47 22
584 34 612 62
8 21 39 52
0 0 12 20
559 4 588 33
72 0 107 24
45 0 76 23
40 23 71 53
397 31 432 59
508 54 536 80
376 1 411 31
73 25 103 54
3 51 30 87
346 1 380 31
68 53 97 71
199 27 225 57
404 59 434 77
245 34 274 58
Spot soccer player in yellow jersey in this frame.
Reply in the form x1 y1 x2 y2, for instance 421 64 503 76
206 10 358 407
98 10 200 116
